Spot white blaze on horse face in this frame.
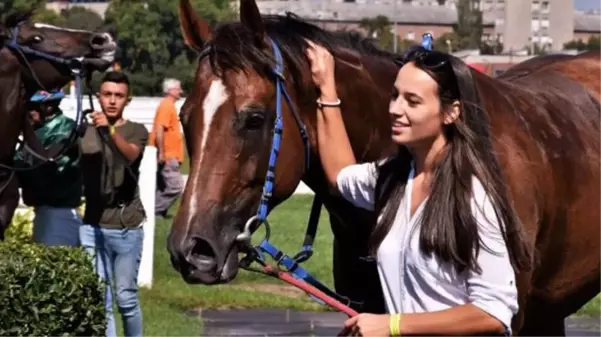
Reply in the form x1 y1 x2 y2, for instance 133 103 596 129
199 79 229 164
33 23 94 34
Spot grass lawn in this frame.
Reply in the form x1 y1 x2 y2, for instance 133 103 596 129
129 195 335 336
127 192 600 336
180 152 189 175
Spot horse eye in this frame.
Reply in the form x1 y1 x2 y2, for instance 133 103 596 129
245 112 265 130
32 35 43 43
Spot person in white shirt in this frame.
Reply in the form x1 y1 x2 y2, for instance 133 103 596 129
305 41 532 336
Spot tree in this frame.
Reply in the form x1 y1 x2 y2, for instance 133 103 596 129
1 0 64 25
359 15 404 51
359 15 391 39
60 6 105 31
587 36 601 50
564 39 588 51
453 0 483 50
102 0 235 95
433 32 459 52
563 36 600 52
0 0 45 16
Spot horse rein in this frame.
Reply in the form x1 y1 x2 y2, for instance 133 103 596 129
194 39 363 318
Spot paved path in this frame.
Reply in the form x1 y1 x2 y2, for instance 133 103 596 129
199 309 600 336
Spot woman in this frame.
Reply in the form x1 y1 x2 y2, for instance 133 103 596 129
305 41 532 336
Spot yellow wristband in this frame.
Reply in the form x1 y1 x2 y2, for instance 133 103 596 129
109 125 116 136
389 313 401 336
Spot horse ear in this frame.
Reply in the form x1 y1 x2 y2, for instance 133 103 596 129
178 0 212 52
240 0 266 46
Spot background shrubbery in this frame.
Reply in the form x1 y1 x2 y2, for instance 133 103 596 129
0 206 106 336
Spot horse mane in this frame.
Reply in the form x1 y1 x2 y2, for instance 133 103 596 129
205 12 398 93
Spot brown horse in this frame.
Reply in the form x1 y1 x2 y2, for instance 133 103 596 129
0 10 116 238
169 0 600 334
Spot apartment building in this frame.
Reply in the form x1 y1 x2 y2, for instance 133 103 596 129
481 0 576 53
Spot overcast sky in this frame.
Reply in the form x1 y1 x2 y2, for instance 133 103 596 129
575 0 600 10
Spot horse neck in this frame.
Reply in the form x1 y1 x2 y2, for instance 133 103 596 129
0 52 26 163
302 52 399 193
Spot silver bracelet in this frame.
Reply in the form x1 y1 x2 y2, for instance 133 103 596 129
316 97 341 109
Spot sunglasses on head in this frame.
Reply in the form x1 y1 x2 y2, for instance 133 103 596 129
395 46 448 70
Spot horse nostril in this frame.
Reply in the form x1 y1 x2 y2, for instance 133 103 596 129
191 237 216 258
187 236 218 272
89 33 110 49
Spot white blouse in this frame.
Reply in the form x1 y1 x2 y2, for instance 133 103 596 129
336 161 519 332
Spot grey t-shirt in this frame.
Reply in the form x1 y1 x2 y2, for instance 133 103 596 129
80 120 149 229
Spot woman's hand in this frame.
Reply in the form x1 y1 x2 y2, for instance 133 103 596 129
305 39 336 94
343 313 392 337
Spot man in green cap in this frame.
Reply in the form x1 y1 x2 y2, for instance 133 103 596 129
14 90 83 246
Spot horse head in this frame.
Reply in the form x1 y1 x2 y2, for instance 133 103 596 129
168 0 398 285
0 10 116 92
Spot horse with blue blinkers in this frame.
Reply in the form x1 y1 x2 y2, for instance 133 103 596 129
0 10 117 238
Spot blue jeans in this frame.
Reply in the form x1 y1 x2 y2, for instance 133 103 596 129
32 206 82 246
79 224 144 337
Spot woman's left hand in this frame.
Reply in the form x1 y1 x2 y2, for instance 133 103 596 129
343 313 392 336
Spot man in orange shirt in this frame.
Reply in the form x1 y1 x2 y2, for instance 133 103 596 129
149 78 185 218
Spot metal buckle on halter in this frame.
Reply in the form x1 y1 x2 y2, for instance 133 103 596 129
68 57 85 75
236 215 271 243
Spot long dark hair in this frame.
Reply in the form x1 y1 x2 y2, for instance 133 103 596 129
370 47 532 275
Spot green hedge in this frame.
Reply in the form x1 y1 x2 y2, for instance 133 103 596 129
0 208 107 336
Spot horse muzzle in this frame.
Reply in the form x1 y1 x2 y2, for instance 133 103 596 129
169 231 241 285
